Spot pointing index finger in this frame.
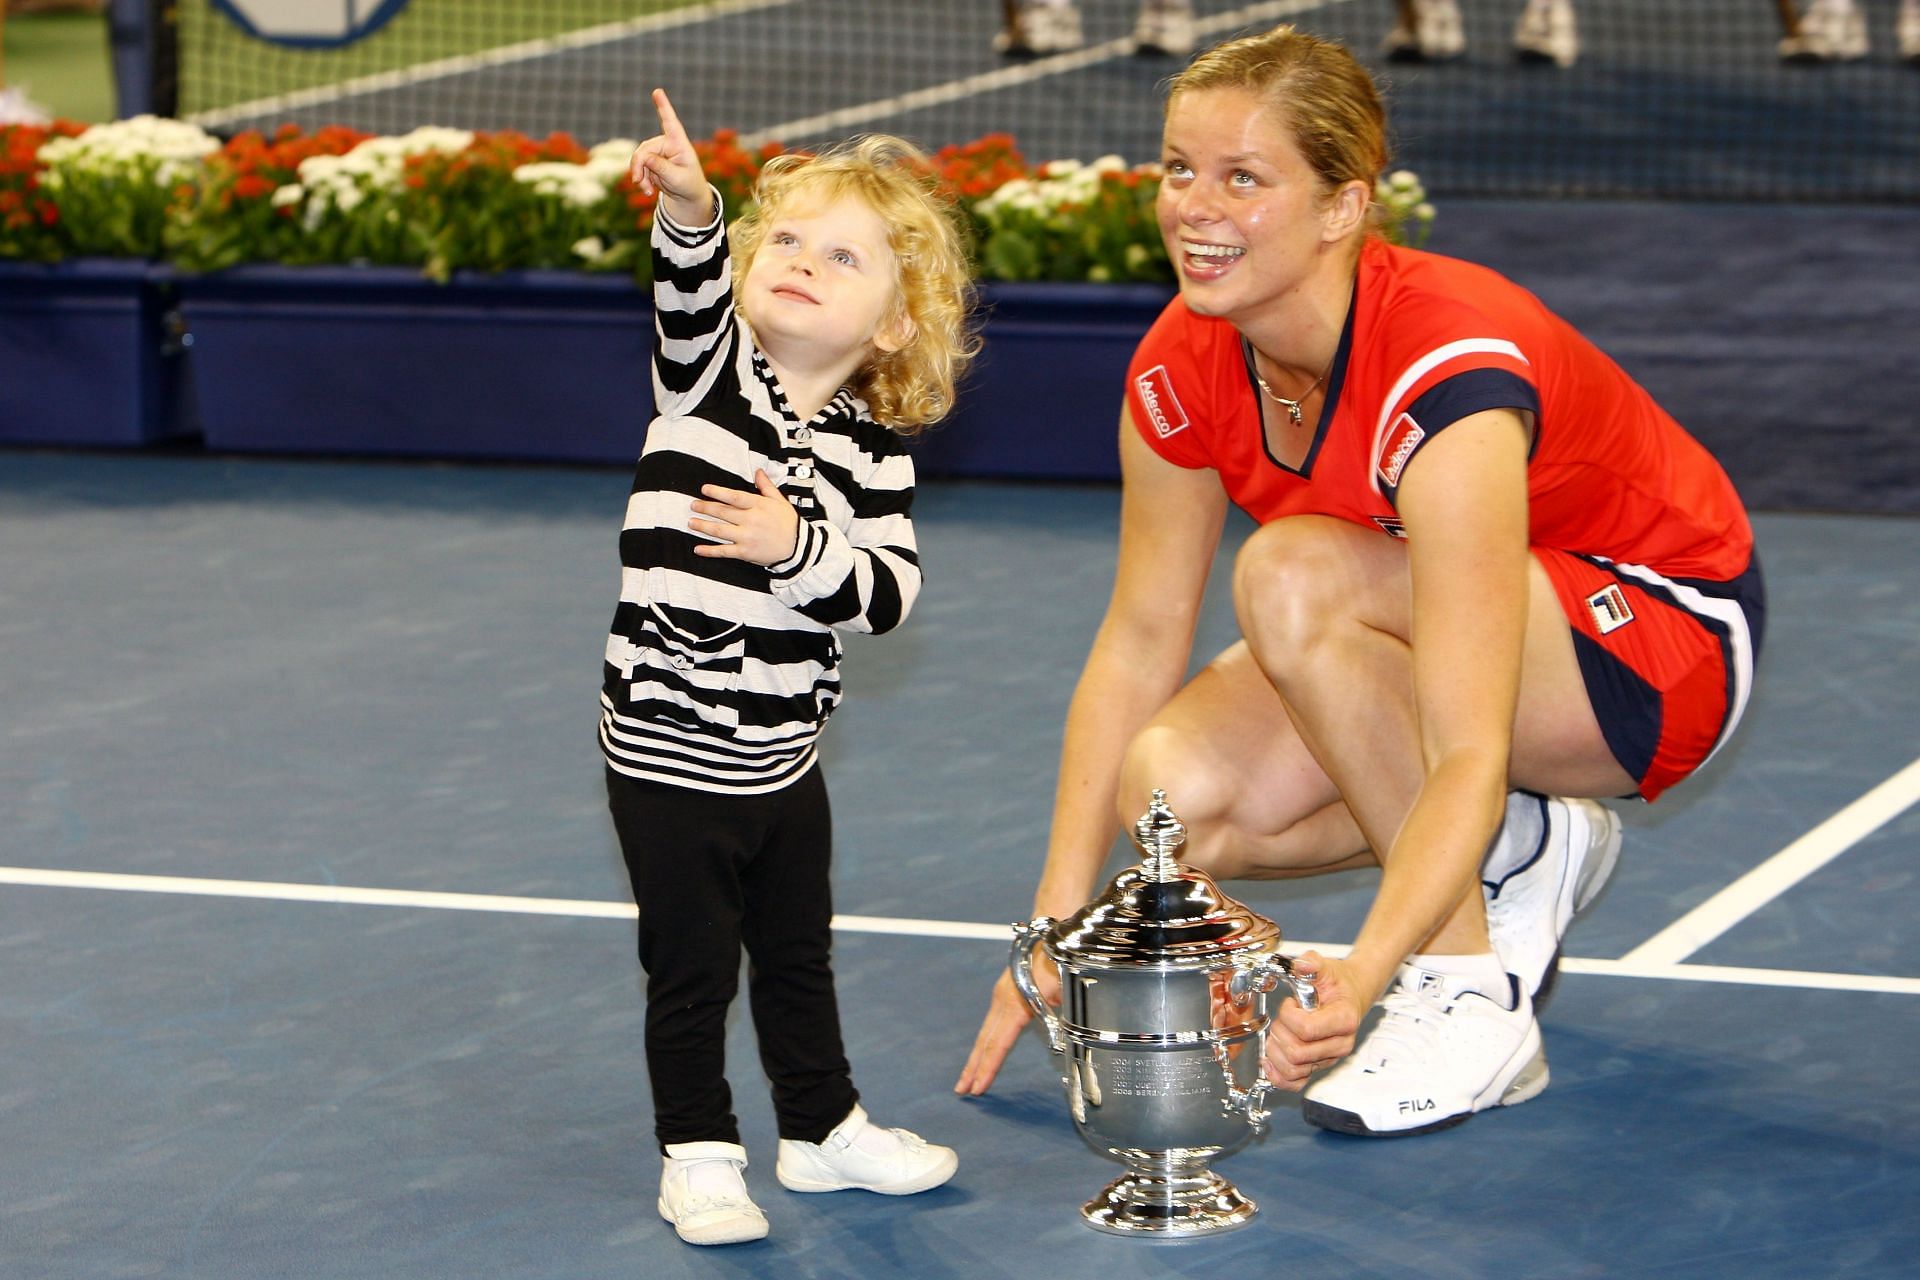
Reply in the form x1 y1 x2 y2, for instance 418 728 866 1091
651 87 690 149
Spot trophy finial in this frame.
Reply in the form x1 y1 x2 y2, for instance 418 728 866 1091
1132 789 1187 881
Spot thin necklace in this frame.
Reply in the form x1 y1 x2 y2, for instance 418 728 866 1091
1252 350 1335 426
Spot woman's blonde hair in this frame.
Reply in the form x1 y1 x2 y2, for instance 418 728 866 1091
732 135 979 434
1168 25 1390 223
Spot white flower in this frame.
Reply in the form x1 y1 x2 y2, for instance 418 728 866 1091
270 184 303 208
572 236 606 260
34 114 218 189
588 138 637 165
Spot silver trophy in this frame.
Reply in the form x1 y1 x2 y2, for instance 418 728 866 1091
1010 790 1316 1237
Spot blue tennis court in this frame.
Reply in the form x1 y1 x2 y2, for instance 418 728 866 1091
3 451 1916 1278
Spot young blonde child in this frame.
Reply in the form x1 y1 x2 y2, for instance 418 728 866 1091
601 89 976 1247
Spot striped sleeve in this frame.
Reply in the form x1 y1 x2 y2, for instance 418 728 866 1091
651 189 736 417
1370 337 1539 504
767 435 921 635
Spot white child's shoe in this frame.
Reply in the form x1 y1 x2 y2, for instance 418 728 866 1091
1302 964 1548 1136
1483 793 1622 1005
776 1103 958 1195
1513 0 1579 67
658 1141 769 1246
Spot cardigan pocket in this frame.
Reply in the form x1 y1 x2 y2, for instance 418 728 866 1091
619 597 746 731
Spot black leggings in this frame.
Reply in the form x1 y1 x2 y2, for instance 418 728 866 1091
605 766 857 1150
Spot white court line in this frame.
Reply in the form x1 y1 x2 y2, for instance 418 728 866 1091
185 0 799 130
4 865 1914 996
1621 755 1920 967
741 0 1355 147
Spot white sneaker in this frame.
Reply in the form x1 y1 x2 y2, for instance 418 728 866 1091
1899 0 1920 64
992 2 1084 56
1302 965 1548 1136
1131 0 1195 57
776 1103 958 1195
1406 0 1466 61
1513 0 1579 68
658 1141 769 1246
0 85 52 127
1779 0 1869 62
1483 794 1621 1004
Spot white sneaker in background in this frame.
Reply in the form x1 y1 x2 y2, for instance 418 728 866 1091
1780 0 1869 62
776 1103 958 1195
1302 964 1548 1136
1131 0 1195 57
1513 0 1579 67
1413 0 1467 60
658 1141 769 1246
993 1 1084 56
1384 0 1465 62
1484 794 1622 1004
0 85 53 126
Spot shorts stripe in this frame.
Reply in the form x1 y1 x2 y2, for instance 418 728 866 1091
1543 550 1765 801
1601 558 1761 769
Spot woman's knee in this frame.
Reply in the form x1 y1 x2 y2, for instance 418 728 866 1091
1117 722 1234 835
1233 517 1364 647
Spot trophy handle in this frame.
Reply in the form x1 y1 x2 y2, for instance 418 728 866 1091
1218 951 1320 1132
1228 949 1318 1010
1009 917 1067 1055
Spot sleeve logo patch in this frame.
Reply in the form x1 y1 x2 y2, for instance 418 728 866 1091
1135 365 1190 439
1376 413 1426 489
1586 583 1636 634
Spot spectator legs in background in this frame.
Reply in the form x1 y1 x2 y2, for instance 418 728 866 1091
993 1 1194 58
1900 0 1920 65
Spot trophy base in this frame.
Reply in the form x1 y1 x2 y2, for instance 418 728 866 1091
1080 1167 1258 1237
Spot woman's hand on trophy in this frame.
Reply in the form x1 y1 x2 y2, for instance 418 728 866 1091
955 967 1052 1096
1260 951 1362 1091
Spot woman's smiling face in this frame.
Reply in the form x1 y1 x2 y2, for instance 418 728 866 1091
1156 86 1336 327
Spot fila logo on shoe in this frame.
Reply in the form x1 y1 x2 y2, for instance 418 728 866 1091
1398 1098 1436 1115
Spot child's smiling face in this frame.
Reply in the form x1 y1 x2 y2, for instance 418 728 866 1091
741 192 906 370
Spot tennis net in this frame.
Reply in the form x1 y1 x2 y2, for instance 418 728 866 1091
146 0 1920 201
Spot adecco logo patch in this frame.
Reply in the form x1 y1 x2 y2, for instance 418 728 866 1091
1134 365 1190 439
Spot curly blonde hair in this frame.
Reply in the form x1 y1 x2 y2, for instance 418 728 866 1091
731 135 979 434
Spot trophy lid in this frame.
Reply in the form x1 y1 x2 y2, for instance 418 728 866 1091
1046 791 1279 967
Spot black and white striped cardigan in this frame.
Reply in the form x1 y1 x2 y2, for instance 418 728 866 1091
598 198 921 793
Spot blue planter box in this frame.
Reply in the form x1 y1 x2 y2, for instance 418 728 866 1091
0 259 196 447
172 266 1174 478
177 265 656 464
925 281 1174 483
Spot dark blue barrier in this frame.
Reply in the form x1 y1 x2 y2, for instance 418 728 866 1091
177 266 656 463
0 259 196 448
172 266 1172 479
